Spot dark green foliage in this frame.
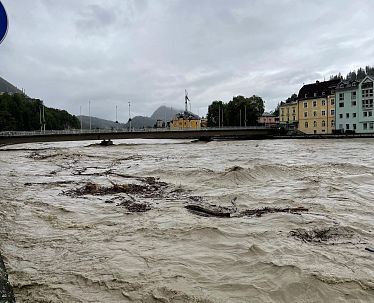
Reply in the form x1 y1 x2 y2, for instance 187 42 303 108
207 95 265 127
0 93 80 131
330 65 374 81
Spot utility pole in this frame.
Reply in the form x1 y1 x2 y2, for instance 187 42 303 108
221 107 224 127
128 101 132 131
89 100 91 131
244 105 247 127
218 105 221 128
80 105 82 132
42 104 45 133
39 106 42 132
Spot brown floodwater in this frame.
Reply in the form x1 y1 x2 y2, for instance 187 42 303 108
0 139 373 302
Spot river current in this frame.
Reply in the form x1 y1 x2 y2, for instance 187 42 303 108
0 139 373 302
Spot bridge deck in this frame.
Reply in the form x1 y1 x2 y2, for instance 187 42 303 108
0 127 277 145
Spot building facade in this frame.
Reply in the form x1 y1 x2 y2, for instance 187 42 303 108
297 79 340 134
335 76 374 133
358 76 374 133
170 111 201 129
258 113 279 127
279 101 298 129
335 80 359 132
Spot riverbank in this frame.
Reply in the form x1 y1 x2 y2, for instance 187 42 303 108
0 253 15 303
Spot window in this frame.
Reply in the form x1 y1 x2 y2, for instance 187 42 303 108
304 112 308 117
339 93 344 101
281 109 284 116
364 123 368 130
322 120 326 127
339 124 343 129
331 120 335 127
331 98 335 105
322 100 326 106
351 91 356 99
293 116 295 121
305 122 308 128
313 111 317 117
339 114 343 119
331 109 335 115
346 113 349 118
364 112 368 117
346 124 350 130
313 100 317 107
313 121 317 127
369 111 373 117
304 102 308 108
362 99 373 109
370 123 374 130
322 110 326 116
339 102 344 108
322 129 325 132
314 92 317 97
352 101 357 106
353 124 357 130
353 113 356 118
292 107 296 114
362 81 373 89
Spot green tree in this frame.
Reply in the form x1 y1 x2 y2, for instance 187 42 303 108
0 93 80 131
207 95 265 127
207 100 225 127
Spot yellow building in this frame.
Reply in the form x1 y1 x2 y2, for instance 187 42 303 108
297 79 340 134
170 111 201 129
279 101 298 129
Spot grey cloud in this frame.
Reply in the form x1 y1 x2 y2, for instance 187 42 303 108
1 0 374 120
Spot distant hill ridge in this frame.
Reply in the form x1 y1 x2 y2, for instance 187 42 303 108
79 106 183 129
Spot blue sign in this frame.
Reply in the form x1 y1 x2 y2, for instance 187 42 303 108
0 1 8 44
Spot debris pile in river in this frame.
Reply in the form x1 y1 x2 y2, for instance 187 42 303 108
64 177 168 199
117 199 151 212
289 227 354 243
240 206 308 217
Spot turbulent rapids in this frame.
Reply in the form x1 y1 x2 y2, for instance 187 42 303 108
0 139 373 302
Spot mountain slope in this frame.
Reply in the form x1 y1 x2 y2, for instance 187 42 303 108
151 106 182 121
0 76 23 94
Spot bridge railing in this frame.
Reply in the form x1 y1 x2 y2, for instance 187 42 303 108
0 126 271 137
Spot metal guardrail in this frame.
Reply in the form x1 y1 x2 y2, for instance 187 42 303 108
0 126 270 137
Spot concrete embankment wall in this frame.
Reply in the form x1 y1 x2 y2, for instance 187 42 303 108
0 253 15 303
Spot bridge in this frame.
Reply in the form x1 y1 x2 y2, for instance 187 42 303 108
0 127 278 145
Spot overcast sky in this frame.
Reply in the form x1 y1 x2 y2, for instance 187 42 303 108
1 0 374 121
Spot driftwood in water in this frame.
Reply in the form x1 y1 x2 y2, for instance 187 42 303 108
240 206 308 217
185 205 231 217
186 204 308 218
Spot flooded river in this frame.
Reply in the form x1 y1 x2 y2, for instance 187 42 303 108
0 139 373 302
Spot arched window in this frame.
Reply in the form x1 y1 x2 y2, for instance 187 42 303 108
314 121 317 127
305 122 308 128
322 120 326 127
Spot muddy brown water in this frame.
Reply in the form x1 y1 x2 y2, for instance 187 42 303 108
0 139 373 302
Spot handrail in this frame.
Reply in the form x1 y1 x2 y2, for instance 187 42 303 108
0 126 271 137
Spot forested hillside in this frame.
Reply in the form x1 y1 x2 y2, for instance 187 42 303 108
0 93 80 131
